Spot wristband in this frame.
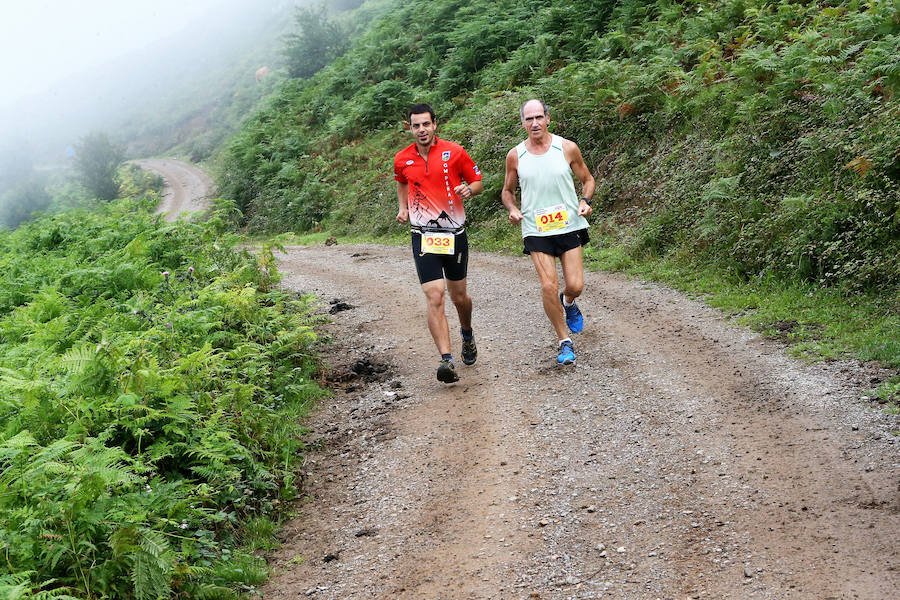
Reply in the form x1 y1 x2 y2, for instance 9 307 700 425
581 197 592 206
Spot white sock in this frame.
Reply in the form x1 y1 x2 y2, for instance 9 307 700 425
559 338 572 347
562 295 575 307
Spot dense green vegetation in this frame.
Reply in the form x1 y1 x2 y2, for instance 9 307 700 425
283 3 352 79
0 171 326 598
222 0 899 289
218 0 899 366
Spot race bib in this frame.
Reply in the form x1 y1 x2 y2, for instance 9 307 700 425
422 231 455 255
535 204 569 233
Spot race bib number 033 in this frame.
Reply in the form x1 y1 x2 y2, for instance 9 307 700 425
535 204 569 233
422 231 455 255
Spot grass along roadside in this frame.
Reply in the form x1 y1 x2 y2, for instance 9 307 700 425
585 237 900 407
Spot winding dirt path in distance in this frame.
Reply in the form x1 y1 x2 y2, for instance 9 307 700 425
152 162 899 599
134 158 214 221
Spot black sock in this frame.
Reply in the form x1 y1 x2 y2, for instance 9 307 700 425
460 327 473 340
441 353 453 362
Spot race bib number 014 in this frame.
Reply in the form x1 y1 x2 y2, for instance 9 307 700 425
535 204 569 233
422 231 455 255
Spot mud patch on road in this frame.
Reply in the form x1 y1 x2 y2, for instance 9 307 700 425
327 299 354 314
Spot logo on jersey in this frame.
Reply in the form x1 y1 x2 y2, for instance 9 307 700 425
441 151 451 161
405 160 414 165
473 165 481 175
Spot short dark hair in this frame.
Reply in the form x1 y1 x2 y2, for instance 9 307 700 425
407 103 435 123
520 99 549 120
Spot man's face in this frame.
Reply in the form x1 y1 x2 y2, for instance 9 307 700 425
521 101 549 139
409 112 436 148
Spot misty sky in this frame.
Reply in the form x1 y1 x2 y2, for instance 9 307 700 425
0 0 223 110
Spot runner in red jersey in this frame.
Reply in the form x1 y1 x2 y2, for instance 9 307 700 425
394 103 483 383
394 137 478 229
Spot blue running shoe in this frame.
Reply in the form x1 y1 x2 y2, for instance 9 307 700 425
557 340 576 365
560 292 584 333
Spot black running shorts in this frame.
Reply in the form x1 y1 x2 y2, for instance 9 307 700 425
411 229 469 284
523 228 589 256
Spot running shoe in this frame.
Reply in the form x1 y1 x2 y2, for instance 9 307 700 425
560 292 584 333
557 340 576 365
436 358 459 383
461 329 477 365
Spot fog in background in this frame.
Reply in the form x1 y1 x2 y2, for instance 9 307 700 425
0 0 295 167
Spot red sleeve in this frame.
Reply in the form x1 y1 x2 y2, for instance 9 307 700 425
393 153 408 183
457 148 482 184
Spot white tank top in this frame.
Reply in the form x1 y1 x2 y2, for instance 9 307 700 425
516 134 589 238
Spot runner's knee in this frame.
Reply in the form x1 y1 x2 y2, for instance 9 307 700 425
565 279 584 298
423 285 445 308
540 279 559 297
448 287 469 306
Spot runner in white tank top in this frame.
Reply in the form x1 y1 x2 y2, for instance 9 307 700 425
501 99 596 366
516 133 589 238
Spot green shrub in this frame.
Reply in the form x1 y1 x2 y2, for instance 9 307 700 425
0 197 326 598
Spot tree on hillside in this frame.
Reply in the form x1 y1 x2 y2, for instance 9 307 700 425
74 132 125 201
283 3 349 79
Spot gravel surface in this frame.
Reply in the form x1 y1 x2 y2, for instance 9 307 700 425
133 158 213 221
148 159 899 599
264 243 898 600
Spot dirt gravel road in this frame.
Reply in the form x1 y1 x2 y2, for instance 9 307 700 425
264 243 898 600
148 160 898 599
133 158 214 222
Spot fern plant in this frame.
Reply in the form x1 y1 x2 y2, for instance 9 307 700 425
0 195 326 597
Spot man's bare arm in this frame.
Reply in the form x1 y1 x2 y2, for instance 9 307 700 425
396 181 409 223
501 148 523 224
563 139 595 217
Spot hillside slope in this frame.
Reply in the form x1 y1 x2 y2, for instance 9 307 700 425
220 0 899 294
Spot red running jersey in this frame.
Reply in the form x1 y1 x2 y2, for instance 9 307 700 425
394 137 482 229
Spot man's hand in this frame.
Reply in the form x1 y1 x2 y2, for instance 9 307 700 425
508 207 523 224
453 183 473 199
396 207 409 224
578 200 592 218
